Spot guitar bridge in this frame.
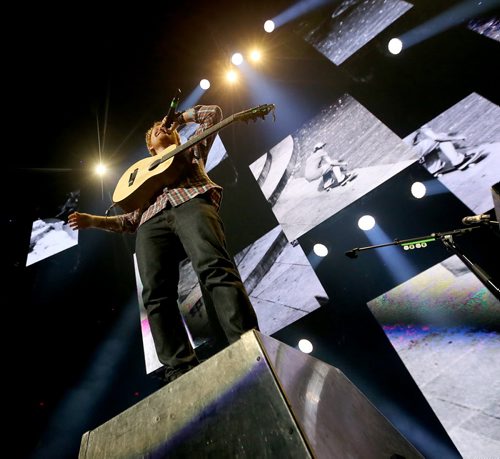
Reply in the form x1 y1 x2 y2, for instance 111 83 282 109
128 168 138 186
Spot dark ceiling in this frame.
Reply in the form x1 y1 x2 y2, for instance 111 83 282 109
7 1 498 171
9 2 294 168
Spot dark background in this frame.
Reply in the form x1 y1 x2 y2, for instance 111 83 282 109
5 1 499 458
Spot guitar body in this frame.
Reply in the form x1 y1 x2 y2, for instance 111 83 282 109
113 145 179 212
112 103 275 212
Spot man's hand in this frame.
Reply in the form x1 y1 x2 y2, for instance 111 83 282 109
68 212 94 230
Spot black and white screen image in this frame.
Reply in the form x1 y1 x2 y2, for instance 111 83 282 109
295 0 412 65
467 15 500 43
250 93 418 241
403 92 500 214
26 190 80 267
367 255 500 458
135 225 328 374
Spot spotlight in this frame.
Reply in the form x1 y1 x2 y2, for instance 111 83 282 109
231 53 243 66
226 69 238 83
264 20 275 33
200 79 210 90
298 339 313 354
313 243 328 257
95 163 107 176
411 181 426 199
388 38 403 55
358 215 375 231
249 49 262 62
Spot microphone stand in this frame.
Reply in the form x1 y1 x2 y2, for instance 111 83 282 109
345 222 500 301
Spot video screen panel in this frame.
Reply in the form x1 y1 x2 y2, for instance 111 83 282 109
26 190 79 266
367 255 500 458
249 93 418 242
403 92 500 214
467 15 500 43
295 0 412 65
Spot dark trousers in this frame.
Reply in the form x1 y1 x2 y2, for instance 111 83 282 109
135 195 258 369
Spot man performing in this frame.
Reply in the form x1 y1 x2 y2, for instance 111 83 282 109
69 104 259 384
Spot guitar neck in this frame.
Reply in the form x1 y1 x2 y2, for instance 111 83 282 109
113 103 274 211
160 114 236 164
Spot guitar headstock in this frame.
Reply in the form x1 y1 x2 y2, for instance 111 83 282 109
236 104 276 123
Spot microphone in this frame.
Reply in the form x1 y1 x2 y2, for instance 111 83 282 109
462 213 491 225
162 89 181 130
345 249 358 258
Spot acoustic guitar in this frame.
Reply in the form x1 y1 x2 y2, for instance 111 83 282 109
112 104 275 212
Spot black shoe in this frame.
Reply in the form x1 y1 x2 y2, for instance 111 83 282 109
163 362 197 385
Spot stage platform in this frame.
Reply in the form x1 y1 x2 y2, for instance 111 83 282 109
79 330 423 458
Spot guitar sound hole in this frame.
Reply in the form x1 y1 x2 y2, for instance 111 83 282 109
149 159 161 171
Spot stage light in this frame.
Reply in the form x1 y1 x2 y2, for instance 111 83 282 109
396 0 496 51
226 69 238 83
411 181 426 198
388 38 403 55
199 79 210 90
298 339 313 354
249 49 262 62
231 53 243 66
95 163 107 176
313 243 328 257
264 20 275 33
358 215 376 231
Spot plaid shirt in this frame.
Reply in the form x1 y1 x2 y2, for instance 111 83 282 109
116 105 223 232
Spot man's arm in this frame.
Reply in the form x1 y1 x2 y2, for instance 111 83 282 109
68 211 138 233
421 126 465 142
321 153 347 167
183 105 223 163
